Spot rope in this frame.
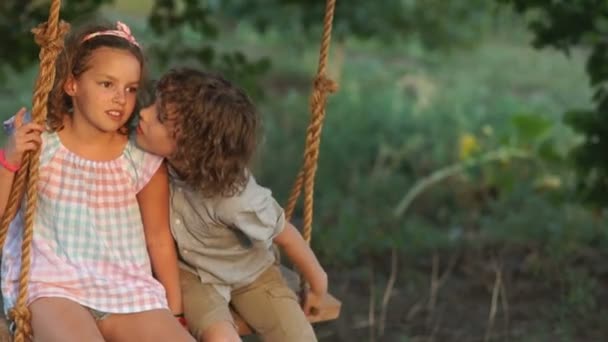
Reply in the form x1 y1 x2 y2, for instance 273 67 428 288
284 0 338 295
0 0 68 340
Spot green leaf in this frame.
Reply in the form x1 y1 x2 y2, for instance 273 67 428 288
537 139 563 163
511 113 552 142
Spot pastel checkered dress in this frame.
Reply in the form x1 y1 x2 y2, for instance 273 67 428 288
1 131 168 314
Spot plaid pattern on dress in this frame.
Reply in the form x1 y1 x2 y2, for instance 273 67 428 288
1 132 168 314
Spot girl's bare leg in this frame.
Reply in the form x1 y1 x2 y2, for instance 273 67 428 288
98 308 195 342
29 297 104 342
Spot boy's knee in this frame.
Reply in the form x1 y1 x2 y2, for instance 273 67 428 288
262 322 317 342
199 321 241 342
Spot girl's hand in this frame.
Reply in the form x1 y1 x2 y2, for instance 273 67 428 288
4 108 44 166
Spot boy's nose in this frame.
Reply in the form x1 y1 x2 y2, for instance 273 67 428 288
139 106 154 122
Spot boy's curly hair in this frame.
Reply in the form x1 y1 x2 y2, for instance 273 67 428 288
47 21 146 134
157 68 259 197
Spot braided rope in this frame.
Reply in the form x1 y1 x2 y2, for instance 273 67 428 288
283 0 338 294
0 0 68 340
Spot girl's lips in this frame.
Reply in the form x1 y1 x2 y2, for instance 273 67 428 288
106 110 124 121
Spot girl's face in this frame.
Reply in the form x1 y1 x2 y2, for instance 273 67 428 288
135 99 177 158
64 47 141 134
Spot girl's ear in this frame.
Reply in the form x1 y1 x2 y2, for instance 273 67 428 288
63 74 77 96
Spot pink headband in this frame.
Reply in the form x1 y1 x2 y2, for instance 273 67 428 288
81 21 139 48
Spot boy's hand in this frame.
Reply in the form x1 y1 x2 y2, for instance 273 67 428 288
4 108 43 166
301 287 326 319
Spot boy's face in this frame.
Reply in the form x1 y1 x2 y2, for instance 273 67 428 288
135 99 177 158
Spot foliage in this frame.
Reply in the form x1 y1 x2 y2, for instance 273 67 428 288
497 0 608 207
252 35 593 265
0 0 504 84
219 0 500 49
0 0 601 269
146 0 270 98
0 0 268 95
0 0 111 77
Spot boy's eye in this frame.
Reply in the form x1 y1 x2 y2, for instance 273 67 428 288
127 87 138 93
155 103 165 123
100 81 112 88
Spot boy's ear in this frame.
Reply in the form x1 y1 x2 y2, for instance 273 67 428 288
173 124 182 137
63 74 77 96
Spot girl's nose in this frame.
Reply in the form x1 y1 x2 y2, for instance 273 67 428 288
113 89 127 104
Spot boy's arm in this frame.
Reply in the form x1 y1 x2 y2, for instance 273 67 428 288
137 163 183 316
273 221 328 316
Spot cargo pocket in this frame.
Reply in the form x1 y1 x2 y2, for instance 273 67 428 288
266 285 298 302
265 285 311 339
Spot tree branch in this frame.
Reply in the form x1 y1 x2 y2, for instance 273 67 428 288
393 148 532 218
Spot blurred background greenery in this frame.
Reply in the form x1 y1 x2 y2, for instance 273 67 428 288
1 1 607 341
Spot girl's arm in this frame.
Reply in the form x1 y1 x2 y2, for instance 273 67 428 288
1 108 43 218
273 222 328 316
0 164 17 218
137 163 183 316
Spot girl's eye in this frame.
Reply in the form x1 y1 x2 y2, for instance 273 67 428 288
100 81 112 88
127 87 138 93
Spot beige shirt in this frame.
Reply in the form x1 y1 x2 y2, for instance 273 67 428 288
169 170 285 301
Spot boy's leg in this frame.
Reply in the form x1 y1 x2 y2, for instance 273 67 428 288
179 268 241 342
231 265 317 342
29 297 104 342
97 308 195 342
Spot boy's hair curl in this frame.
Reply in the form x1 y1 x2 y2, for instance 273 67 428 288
158 68 259 197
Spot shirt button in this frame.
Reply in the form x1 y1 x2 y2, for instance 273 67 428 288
183 250 188 254
175 219 181 225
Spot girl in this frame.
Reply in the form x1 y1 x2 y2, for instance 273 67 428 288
0 22 193 341
136 68 328 342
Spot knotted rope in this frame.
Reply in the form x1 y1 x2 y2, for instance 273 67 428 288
283 0 338 296
0 0 68 340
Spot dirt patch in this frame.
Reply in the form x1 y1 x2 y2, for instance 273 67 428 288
315 248 608 341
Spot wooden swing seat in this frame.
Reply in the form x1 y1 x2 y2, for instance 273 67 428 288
233 265 341 335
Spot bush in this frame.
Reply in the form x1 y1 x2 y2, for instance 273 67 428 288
253 29 594 266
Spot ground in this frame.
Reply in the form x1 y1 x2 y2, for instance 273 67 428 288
314 247 608 342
